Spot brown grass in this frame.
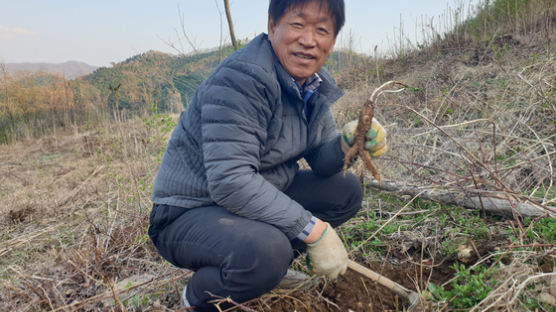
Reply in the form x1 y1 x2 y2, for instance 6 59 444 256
0 115 188 311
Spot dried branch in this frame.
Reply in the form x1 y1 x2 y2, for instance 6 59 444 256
518 119 554 204
508 272 556 306
162 4 199 56
50 270 190 312
364 178 556 218
207 292 258 312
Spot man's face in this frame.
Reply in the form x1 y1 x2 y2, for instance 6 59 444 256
268 1 336 85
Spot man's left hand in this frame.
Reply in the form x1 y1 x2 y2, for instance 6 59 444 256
342 118 387 157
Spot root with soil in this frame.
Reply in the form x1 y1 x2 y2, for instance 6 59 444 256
342 81 408 183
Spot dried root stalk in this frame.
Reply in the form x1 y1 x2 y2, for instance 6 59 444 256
342 81 407 183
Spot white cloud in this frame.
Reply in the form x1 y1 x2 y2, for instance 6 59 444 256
0 25 38 40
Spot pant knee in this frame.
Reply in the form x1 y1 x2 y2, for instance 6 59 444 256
224 227 292 290
257 232 292 286
247 228 292 284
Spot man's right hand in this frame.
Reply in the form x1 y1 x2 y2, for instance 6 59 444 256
305 221 348 279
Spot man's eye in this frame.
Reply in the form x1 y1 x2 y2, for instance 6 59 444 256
317 27 329 35
291 22 303 28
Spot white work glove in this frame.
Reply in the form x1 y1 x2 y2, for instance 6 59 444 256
306 222 348 279
342 118 388 158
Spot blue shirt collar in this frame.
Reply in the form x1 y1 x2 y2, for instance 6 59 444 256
294 73 322 105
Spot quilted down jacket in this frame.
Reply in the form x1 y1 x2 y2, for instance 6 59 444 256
152 33 345 240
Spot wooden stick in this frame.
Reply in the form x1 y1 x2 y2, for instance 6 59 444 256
364 178 556 218
347 260 420 309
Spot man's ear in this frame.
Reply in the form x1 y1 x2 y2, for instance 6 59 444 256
267 17 276 37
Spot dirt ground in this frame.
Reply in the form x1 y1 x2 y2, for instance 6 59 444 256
252 263 454 312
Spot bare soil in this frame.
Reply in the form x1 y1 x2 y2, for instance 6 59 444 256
253 263 454 312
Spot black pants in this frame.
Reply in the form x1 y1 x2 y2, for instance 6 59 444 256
148 170 362 311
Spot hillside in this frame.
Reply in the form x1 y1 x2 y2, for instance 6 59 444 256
0 48 236 143
78 47 368 113
5 61 98 79
0 0 555 311
81 48 232 113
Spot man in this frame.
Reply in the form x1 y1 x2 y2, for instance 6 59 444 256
148 0 387 310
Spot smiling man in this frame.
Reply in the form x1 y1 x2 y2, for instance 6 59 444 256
268 0 336 85
148 0 387 311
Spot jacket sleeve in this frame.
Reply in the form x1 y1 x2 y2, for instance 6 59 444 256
305 109 345 177
200 61 312 240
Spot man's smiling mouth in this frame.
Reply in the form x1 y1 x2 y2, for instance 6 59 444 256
293 52 315 60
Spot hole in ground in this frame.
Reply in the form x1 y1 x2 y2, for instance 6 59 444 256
252 261 455 311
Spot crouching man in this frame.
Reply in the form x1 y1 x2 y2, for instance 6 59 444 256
148 0 387 310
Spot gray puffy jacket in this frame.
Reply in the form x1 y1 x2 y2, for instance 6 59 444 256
152 33 345 240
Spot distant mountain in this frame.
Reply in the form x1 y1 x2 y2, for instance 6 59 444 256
5 61 98 79
79 48 368 114
2 48 367 117
81 48 234 113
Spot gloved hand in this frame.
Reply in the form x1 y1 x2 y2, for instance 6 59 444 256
342 118 387 157
306 222 348 279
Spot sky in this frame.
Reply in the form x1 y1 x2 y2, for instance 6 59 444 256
0 0 482 67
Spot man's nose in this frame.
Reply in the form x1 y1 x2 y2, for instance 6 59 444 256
298 29 316 47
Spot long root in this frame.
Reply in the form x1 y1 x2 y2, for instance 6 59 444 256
342 102 380 182
342 81 407 183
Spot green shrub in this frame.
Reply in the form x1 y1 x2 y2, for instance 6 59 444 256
427 263 498 309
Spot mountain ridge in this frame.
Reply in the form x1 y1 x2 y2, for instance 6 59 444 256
4 60 99 79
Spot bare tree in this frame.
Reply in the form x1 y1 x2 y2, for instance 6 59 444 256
223 0 238 50
176 4 199 54
214 0 226 62
161 4 199 56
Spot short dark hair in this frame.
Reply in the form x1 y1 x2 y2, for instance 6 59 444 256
268 0 345 37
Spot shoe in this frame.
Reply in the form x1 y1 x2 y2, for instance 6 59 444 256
180 285 192 309
277 269 315 289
